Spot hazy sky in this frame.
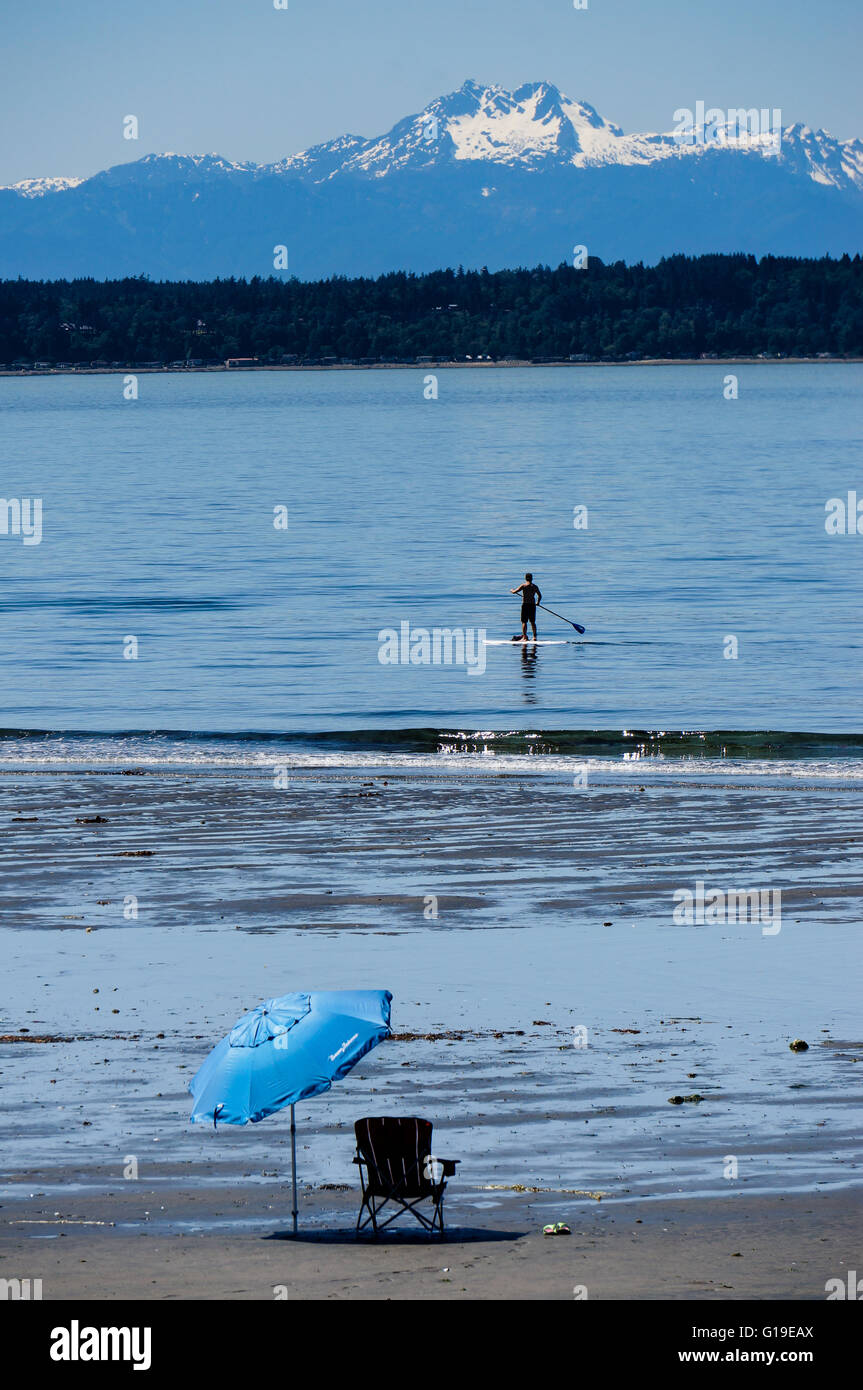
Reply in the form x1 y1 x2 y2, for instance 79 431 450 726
2 0 861 184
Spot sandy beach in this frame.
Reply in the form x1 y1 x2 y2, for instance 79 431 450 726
2 1180 858 1301
1 762 860 1299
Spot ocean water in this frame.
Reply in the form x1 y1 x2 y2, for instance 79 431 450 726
2 369 862 1208
1 364 861 746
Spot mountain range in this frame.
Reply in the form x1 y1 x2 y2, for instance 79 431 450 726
2 80 862 280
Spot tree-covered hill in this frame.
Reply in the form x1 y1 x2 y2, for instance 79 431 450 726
0 255 861 366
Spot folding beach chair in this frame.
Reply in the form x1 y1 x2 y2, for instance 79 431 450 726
353 1116 459 1239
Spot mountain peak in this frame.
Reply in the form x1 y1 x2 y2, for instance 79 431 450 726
4 82 862 206
86 151 255 190
272 80 861 188
302 78 631 178
1 80 861 280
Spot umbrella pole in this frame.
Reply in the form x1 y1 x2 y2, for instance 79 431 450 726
290 1103 298 1235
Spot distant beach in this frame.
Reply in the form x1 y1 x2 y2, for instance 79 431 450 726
0 355 858 376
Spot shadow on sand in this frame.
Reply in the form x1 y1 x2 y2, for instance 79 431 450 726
264 1226 525 1245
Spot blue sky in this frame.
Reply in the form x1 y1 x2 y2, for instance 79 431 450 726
2 0 861 184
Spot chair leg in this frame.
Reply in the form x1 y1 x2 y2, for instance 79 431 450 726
358 1186 449 1240
434 1191 446 1238
357 1189 379 1240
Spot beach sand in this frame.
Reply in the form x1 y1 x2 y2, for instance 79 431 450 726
1 1179 857 1300
1 764 861 1298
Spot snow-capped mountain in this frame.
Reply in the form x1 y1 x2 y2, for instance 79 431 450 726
777 122 863 192
5 175 84 197
267 80 863 191
1 80 861 279
274 80 630 177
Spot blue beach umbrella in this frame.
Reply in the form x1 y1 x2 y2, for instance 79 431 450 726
189 989 393 1232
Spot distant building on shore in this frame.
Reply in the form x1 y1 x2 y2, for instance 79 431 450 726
225 357 259 369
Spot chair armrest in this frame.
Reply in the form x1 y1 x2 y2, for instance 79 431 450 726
440 1159 459 1176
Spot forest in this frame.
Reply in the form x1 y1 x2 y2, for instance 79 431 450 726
0 254 861 365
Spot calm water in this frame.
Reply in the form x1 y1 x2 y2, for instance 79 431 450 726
2 367 861 1206
1 364 861 738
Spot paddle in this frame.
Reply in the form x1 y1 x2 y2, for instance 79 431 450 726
537 602 586 635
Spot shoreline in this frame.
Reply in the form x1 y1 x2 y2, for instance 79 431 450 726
1 768 859 1194
0 356 859 377
1 1182 857 1300
1 766 859 1300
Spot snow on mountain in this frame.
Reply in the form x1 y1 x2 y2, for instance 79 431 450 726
0 81 860 279
271 134 371 180
778 123 863 193
273 80 633 177
2 176 83 197
308 79 626 175
4 81 862 196
445 80 626 167
264 80 863 193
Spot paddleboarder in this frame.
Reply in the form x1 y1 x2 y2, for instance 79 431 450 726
511 573 542 641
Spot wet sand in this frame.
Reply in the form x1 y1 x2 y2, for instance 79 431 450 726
1 765 861 1297
1 1178 858 1300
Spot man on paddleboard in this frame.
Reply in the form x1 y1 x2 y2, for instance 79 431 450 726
510 573 542 641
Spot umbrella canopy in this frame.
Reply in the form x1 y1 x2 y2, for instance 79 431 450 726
190 989 393 1125
188 988 393 1232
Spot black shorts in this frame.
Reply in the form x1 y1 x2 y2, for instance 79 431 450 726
521 602 536 623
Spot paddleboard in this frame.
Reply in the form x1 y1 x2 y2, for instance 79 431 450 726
483 638 571 646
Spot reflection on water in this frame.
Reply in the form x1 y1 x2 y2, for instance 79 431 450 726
520 642 540 701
